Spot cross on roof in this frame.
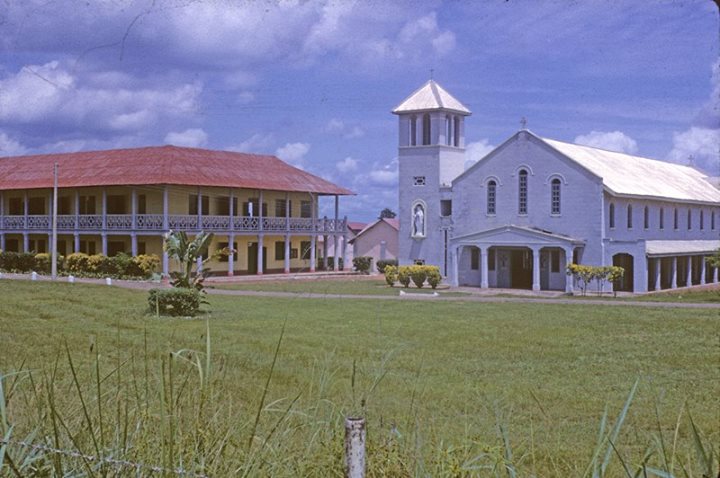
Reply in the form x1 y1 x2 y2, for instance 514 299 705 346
520 116 527 130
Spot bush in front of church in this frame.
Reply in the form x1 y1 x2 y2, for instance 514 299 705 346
352 256 373 274
397 266 411 287
384 265 398 286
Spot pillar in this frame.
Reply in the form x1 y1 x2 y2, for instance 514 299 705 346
451 246 460 287
74 190 80 230
101 188 107 231
322 230 328 270
23 191 28 230
131 188 137 230
284 234 290 274
227 233 234 276
101 233 107 256
0 191 4 230
531 247 541 291
654 257 662 291
196 186 202 230
565 248 575 293
670 256 677 289
162 244 169 277
162 186 169 231
480 248 489 288
333 196 339 271
74 233 80 253
310 234 317 273
0 233 4 251
258 190 264 232
713 266 719 283
23 233 29 253
700 256 706 285
342 231 348 272
228 188 235 228
131 233 138 256
686 255 692 287
257 234 264 275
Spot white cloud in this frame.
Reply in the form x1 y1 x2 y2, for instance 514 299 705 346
465 139 495 169
164 128 209 147
336 156 358 174
325 118 345 132
667 127 719 172
227 133 275 153
325 119 364 139
344 126 365 139
0 131 28 156
574 130 639 154
398 13 456 58
276 142 311 168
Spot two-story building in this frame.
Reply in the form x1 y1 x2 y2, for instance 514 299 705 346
0 145 352 276
394 80 720 293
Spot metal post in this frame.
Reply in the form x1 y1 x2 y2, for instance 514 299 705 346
51 162 58 279
310 193 316 273
333 195 339 271
344 417 366 478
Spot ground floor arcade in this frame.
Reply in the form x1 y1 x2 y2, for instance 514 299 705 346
0 231 350 276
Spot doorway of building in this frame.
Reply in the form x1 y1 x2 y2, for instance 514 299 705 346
510 249 533 289
612 253 634 292
247 243 267 274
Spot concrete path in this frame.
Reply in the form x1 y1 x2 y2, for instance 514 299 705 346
2 272 719 309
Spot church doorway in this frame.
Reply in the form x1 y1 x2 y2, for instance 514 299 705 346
510 248 533 289
612 253 634 292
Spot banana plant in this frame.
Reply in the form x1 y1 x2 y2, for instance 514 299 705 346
163 230 215 292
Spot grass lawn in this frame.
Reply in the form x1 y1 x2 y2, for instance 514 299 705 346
209 276 469 296
0 280 718 476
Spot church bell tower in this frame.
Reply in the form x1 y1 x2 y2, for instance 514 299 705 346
392 80 471 272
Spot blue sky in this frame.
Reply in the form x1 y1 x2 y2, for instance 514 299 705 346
1 0 717 222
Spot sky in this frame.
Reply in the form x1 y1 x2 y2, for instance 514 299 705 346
0 0 718 222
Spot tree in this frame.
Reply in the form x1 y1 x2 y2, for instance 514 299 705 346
705 248 720 269
379 208 396 219
164 230 217 292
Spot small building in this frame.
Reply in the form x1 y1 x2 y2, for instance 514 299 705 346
348 218 399 271
0 145 353 276
393 80 720 293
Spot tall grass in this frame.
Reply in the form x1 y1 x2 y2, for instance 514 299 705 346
1 319 716 477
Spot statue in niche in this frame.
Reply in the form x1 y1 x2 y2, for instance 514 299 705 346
412 204 425 237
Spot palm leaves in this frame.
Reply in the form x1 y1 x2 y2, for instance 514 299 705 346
164 230 214 291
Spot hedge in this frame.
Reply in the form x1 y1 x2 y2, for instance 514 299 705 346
0 250 159 279
386 265 442 289
148 288 201 317
352 256 373 274
376 259 398 274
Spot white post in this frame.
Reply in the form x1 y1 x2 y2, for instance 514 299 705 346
333 195 339 271
565 248 574 293
284 234 290 274
162 186 169 231
101 188 107 231
0 191 4 231
227 233 234 276
131 233 138 256
51 162 58 280
23 191 28 230
671 256 677 289
344 417 366 478
714 265 719 283
481 247 489 288
101 233 107 256
257 233 264 275
451 246 460 287
74 233 80 253
23 232 29 253
700 256 706 285
686 256 692 287
196 186 202 230
310 194 317 273
654 257 662 291
531 247 541 291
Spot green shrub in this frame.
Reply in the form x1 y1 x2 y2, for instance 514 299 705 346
384 265 398 286
0 251 20 271
109 252 135 276
147 288 201 317
409 265 427 288
397 266 411 288
66 253 90 274
15 252 36 272
376 259 398 274
133 254 160 278
352 256 373 274
426 267 442 289
34 253 51 273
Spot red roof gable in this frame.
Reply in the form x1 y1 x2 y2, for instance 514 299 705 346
0 145 353 195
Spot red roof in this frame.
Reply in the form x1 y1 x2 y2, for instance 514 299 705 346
0 145 353 195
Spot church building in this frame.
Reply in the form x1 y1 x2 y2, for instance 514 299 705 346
394 80 720 293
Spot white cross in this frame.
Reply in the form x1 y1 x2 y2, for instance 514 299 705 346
520 116 527 129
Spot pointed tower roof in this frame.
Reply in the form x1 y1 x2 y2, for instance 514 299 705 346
392 80 471 115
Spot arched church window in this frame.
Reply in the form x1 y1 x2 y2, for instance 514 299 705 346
712 210 716 230
551 178 561 215
700 209 704 230
609 203 615 228
487 180 497 215
674 208 678 230
445 115 451 146
627 204 633 229
453 116 460 146
687 209 692 230
659 208 664 230
518 169 528 215
410 115 417 146
643 206 649 229
422 114 431 145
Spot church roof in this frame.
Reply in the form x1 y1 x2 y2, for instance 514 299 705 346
645 240 720 256
0 145 353 195
539 136 720 204
392 80 471 115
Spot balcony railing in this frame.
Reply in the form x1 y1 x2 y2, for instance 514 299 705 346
0 214 347 234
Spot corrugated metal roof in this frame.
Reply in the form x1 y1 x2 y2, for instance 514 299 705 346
392 80 471 115
645 240 720 256
540 135 720 204
0 145 353 195
348 217 399 244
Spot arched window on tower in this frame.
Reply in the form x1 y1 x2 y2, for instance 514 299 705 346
674 208 678 230
659 207 664 230
445 115 451 146
487 180 497 215
422 113 431 145
627 204 633 229
700 209 704 230
409 115 417 146
687 209 692 230
551 178 561 215
453 116 460 146
518 169 528 215
643 206 649 229
609 203 615 228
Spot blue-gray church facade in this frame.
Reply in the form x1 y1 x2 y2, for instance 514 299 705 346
394 81 720 293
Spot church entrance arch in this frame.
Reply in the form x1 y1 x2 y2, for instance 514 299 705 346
612 253 634 292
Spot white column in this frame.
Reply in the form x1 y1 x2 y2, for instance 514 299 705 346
74 190 80 231
101 233 107 256
258 190 264 233
131 233 138 256
342 229 348 271
654 257 662 291
257 234 264 275
162 186 169 231
196 186 202 231
670 257 677 289
451 246 460 287
565 248 575 293
74 233 80 253
480 248 489 288
310 193 316 273
227 233 234 276
532 247 541 291
714 266 719 283
700 256 706 285
228 188 235 230
162 246 169 277
131 188 137 230
23 233 29 253
333 195 339 271
0 234 4 252
101 188 107 231
284 234 290 273
23 191 28 230
0 191 4 230
686 255 692 287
